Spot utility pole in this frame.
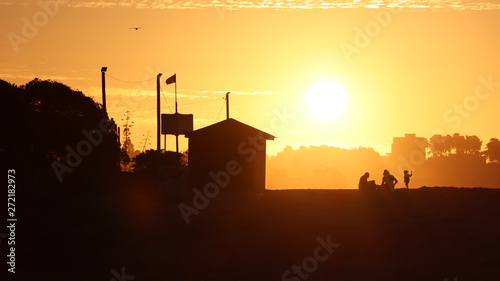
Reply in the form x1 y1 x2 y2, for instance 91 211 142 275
175 77 179 153
157 73 162 152
226 92 230 120
101 67 107 112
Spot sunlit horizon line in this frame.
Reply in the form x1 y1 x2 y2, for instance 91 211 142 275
1 0 499 10
273 142 392 154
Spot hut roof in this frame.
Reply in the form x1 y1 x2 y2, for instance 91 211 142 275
185 118 275 140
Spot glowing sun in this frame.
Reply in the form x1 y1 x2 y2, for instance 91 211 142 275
306 80 349 121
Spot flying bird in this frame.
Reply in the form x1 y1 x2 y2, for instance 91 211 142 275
129 27 145 30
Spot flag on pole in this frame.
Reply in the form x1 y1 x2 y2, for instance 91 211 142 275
166 74 176 85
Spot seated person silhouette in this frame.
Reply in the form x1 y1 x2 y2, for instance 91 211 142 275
380 169 398 192
358 172 377 191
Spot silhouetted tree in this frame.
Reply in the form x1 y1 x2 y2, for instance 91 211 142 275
120 148 131 171
182 149 189 167
0 80 26 166
132 149 186 173
452 133 466 154
429 134 481 157
449 133 482 155
463 135 482 155
429 134 453 157
0 78 120 187
484 138 500 163
120 111 139 171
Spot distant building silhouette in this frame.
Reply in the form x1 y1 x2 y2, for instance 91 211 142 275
185 118 275 192
391 133 428 163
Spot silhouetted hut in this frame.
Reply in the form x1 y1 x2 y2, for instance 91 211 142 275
185 118 275 193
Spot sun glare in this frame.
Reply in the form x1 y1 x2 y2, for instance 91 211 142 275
306 80 349 121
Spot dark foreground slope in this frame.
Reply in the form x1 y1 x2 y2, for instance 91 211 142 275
10 179 500 281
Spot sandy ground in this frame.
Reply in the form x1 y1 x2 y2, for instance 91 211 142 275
10 177 500 281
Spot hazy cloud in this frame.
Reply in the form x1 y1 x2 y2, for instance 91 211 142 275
0 0 498 10
0 73 87 83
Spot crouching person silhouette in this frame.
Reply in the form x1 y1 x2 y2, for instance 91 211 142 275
359 172 377 192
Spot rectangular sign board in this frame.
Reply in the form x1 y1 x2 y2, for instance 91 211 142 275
161 113 193 135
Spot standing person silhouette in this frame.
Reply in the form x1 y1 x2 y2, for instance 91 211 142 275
404 170 413 189
381 170 398 192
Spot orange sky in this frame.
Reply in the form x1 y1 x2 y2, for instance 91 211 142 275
1 1 499 155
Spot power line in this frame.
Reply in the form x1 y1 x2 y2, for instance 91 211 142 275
108 93 227 121
215 98 226 121
160 84 173 114
106 73 157 84
108 108 156 113
183 97 223 106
